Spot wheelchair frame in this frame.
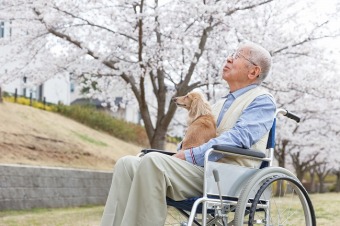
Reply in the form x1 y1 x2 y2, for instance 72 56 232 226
165 108 316 226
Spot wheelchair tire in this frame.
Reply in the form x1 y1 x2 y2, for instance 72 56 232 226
234 167 316 226
247 175 315 226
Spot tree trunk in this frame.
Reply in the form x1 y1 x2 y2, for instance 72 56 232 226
319 180 325 193
150 129 167 149
294 161 305 182
291 152 319 183
315 163 330 193
275 139 288 168
335 171 340 193
309 169 316 193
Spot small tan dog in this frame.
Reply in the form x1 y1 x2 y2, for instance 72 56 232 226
173 91 216 150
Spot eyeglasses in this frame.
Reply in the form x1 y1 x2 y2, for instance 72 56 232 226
229 51 258 66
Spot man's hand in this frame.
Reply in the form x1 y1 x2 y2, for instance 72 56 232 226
173 150 186 160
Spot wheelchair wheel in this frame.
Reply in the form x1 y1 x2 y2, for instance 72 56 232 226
234 167 316 226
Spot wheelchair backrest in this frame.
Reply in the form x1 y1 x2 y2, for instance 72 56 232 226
259 118 276 169
266 118 276 149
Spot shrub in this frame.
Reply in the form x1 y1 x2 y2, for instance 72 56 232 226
4 96 56 111
55 104 149 147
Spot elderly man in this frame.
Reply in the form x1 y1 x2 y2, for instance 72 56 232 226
100 42 276 226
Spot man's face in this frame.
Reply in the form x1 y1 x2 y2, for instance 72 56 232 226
222 48 253 85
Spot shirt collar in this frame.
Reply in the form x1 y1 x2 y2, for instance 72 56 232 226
225 84 258 99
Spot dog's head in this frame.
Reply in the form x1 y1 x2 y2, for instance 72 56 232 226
173 91 212 121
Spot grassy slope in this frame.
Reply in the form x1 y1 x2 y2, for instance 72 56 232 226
0 102 147 170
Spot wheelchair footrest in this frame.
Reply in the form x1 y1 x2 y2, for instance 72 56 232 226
167 197 201 212
167 195 238 213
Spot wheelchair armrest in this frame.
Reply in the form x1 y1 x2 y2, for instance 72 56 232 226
211 145 266 159
141 149 176 156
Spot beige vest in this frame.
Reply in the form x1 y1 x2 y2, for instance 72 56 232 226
212 87 273 168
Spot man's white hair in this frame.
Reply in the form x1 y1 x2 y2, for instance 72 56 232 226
239 42 272 82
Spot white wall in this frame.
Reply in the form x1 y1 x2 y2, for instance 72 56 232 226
2 76 74 105
124 101 142 124
43 76 71 104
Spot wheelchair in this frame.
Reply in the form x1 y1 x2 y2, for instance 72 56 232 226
141 108 316 226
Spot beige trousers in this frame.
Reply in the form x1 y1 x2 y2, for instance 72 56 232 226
100 152 204 226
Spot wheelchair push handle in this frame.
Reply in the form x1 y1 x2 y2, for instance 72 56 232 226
277 109 301 123
285 110 301 123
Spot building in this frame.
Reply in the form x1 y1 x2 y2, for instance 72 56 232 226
0 19 143 124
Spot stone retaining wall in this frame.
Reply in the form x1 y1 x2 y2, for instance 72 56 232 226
0 164 112 210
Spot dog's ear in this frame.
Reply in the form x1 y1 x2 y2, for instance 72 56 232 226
189 94 211 120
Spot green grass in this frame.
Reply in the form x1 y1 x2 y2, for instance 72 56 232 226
71 131 108 147
0 205 103 226
1 193 340 226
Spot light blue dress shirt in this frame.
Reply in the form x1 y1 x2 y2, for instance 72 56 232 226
184 84 276 167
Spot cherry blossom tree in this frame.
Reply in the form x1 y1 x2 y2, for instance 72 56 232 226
0 0 339 152
315 160 332 193
291 151 319 181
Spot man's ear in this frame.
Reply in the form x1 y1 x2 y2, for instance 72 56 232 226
248 66 261 80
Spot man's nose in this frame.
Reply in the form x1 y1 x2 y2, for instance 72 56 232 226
172 97 178 102
226 56 233 63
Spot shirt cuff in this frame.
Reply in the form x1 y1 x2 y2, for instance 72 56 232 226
184 148 197 165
